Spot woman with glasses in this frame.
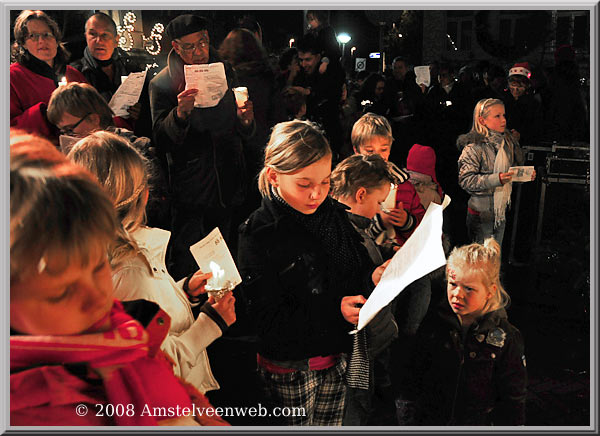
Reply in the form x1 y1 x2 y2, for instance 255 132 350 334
10 10 87 142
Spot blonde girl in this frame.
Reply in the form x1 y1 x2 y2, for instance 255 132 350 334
68 131 236 395
238 120 385 426
408 238 527 425
457 98 533 245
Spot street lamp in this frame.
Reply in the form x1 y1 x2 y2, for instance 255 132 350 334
336 32 351 57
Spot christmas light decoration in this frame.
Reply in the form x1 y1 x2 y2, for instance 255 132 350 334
143 22 164 56
117 11 165 55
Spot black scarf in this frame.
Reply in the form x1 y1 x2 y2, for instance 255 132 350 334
271 189 368 294
19 50 66 87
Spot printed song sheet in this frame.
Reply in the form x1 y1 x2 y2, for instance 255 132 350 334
509 166 535 182
108 70 147 118
414 65 431 87
189 227 242 287
183 62 228 108
355 195 451 332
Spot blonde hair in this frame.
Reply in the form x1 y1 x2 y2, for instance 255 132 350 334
446 237 510 313
470 98 505 137
351 112 393 151
47 82 114 129
10 130 117 284
258 120 331 199
330 153 398 200
67 131 149 267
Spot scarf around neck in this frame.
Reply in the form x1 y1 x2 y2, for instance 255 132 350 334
20 50 66 86
10 301 202 425
488 130 513 227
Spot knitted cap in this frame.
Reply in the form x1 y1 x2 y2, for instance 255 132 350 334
407 143 438 184
166 14 209 40
508 62 532 80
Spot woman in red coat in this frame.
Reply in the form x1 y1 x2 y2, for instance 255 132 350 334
10 10 87 141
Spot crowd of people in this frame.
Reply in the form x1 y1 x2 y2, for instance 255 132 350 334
9 9 588 427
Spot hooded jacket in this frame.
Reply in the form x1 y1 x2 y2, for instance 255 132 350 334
149 48 251 209
456 131 523 220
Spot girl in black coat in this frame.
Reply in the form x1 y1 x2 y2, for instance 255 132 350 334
237 120 385 425
405 238 527 425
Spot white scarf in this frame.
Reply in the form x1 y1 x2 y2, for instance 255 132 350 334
492 135 512 228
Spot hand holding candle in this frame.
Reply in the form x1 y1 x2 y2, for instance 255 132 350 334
206 261 233 301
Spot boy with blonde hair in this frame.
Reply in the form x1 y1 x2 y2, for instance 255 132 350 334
351 112 415 247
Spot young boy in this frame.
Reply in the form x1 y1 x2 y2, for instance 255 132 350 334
350 112 416 248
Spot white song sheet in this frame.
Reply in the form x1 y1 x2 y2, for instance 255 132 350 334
189 227 242 288
355 195 451 332
414 65 431 88
108 70 147 118
508 166 535 182
183 62 228 108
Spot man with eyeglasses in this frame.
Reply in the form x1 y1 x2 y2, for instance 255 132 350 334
71 12 150 136
149 14 255 281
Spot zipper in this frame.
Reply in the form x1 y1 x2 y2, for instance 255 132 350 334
448 329 465 425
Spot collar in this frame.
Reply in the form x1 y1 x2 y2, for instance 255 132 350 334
82 46 118 70
131 226 171 254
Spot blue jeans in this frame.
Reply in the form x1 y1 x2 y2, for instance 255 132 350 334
466 211 506 246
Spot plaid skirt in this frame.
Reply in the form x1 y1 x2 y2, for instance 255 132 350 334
258 357 347 426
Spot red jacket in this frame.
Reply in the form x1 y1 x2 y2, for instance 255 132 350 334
395 144 444 246
10 62 87 140
10 301 229 426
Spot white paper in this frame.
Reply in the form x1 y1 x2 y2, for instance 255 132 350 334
184 62 228 108
355 195 451 332
414 65 431 87
509 166 535 182
189 227 242 288
381 183 397 212
108 70 147 118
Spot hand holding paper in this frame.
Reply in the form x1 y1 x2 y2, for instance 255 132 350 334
508 166 536 182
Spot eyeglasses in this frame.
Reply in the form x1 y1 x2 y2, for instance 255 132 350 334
176 38 209 53
26 32 56 42
59 113 91 135
86 31 115 42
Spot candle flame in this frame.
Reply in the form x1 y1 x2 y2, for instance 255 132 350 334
208 261 225 288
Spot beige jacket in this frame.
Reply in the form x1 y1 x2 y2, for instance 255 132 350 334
112 226 220 394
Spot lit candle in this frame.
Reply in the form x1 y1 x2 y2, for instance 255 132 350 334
58 76 67 87
208 261 225 289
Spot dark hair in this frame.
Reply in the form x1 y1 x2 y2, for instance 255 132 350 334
330 153 398 199
306 10 329 26
358 73 386 101
392 56 408 66
218 28 268 67
296 32 321 55
237 15 262 39
279 47 298 71
282 87 306 119
11 10 69 64
86 12 117 36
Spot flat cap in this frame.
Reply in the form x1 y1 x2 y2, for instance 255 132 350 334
166 14 209 40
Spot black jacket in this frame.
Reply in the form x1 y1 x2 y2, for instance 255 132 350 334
237 196 374 361
410 302 527 425
71 47 153 138
149 48 251 209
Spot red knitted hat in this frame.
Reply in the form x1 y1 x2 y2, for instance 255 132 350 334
508 62 532 80
406 143 438 184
